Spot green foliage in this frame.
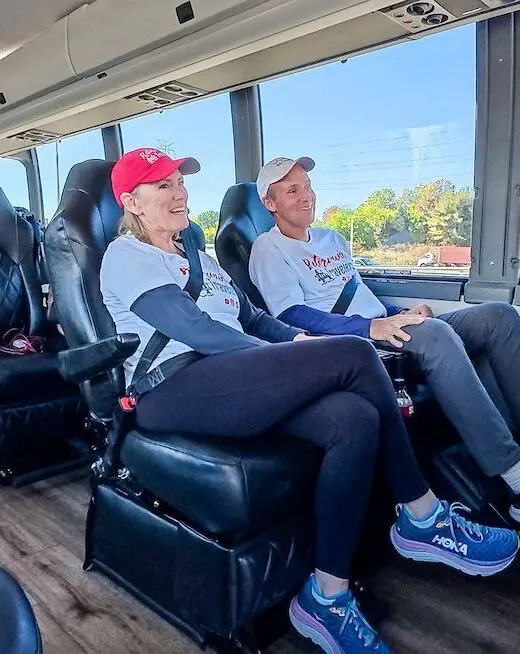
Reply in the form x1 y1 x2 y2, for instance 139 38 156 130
321 178 473 250
203 225 217 244
188 177 473 250
194 210 219 230
427 190 472 245
191 210 220 244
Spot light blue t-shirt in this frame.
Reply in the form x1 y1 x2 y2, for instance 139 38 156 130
100 233 243 386
249 226 387 319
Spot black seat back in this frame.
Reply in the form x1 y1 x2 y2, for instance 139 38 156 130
14 207 46 284
44 159 205 420
0 568 43 654
0 187 45 336
216 183 274 311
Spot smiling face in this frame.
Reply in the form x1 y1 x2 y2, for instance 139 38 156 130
263 164 316 233
120 168 189 237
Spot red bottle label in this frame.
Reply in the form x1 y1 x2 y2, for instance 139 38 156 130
401 403 414 418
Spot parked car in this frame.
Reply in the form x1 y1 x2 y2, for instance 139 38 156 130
353 256 379 266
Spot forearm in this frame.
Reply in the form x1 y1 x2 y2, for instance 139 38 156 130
132 284 267 355
278 304 371 338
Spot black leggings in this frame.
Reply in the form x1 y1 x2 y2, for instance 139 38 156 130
136 336 429 578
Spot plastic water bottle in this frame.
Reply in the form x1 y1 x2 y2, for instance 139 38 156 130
394 378 414 418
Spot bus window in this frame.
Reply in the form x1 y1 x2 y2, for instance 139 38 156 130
261 24 476 277
121 93 235 255
37 129 104 222
0 157 29 210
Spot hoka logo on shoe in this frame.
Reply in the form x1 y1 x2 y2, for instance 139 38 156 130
432 534 468 556
329 607 347 617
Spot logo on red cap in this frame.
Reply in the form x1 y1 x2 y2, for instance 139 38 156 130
138 148 167 165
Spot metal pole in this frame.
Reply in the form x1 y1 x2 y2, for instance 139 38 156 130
55 141 60 207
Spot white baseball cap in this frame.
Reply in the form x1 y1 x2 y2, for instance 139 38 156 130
256 156 315 200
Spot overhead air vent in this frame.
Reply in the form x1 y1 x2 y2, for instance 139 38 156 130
381 0 456 32
7 128 60 145
124 81 204 109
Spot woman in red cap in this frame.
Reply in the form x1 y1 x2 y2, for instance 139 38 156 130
99 147 518 654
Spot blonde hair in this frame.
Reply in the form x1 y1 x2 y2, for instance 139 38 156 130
118 208 151 244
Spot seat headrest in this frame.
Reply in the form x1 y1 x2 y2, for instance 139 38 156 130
55 159 121 253
0 186 44 334
216 183 274 310
0 188 30 263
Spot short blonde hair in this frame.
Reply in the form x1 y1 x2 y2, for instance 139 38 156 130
118 208 151 244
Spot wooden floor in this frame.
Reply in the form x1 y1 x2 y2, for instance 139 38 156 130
1 471 520 654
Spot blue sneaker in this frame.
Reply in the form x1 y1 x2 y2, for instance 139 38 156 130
289 575 392 653
390 500 519 576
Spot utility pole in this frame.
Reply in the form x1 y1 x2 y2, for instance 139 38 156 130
55 141 60 207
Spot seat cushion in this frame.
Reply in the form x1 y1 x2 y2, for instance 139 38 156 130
121 429 321 537
0 568 42 654
0 352 78 403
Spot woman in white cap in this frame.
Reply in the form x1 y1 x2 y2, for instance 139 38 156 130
99 147 518 654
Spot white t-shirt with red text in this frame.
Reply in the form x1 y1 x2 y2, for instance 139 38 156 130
249 226 387 319
100 233 243 385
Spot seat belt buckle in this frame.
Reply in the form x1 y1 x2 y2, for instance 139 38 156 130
118 395 137 412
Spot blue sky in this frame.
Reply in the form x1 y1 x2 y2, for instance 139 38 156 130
0 23 476 221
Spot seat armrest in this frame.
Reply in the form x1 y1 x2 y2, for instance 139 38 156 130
57 334 140 383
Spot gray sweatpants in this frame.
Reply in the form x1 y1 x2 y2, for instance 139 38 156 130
397 302 520 477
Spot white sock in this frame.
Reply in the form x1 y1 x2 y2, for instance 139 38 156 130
314 570 349 599
404 499 443 529
501 460 520 495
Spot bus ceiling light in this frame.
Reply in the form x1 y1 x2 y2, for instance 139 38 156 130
176 2 195 24
422 12 450 23
381 0 455 32
382 0 505 31
124 80 204 109
6 128 61 146
407 2 436 14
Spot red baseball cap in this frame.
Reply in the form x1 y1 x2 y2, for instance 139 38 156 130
111 147 200 206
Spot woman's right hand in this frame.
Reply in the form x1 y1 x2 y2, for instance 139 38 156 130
369 314 426 348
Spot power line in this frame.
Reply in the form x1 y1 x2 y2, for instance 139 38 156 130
316 172 473 189
317 154 473 173
326 139 474 158
319 162 471 177
320 127 474 149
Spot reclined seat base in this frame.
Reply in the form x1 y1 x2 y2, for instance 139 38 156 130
407 400 513 527
0 393 93 487
85 480 314 649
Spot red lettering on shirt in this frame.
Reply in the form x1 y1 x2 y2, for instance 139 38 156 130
302 251 345 271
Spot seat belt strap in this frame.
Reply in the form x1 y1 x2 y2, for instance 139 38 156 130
330 275 359 315
128 225 204 389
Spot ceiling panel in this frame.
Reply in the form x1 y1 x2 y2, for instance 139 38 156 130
0 0 96 60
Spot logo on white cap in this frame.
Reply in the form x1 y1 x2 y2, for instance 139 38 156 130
272 157 293 167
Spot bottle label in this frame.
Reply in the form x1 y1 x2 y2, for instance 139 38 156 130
401 404 414 418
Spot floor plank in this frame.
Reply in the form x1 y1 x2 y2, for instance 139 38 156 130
7 545 199 654
32 603 91 654
2 472 520 654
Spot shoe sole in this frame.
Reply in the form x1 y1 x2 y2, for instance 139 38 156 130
289 597 344 654
390 525 519 577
